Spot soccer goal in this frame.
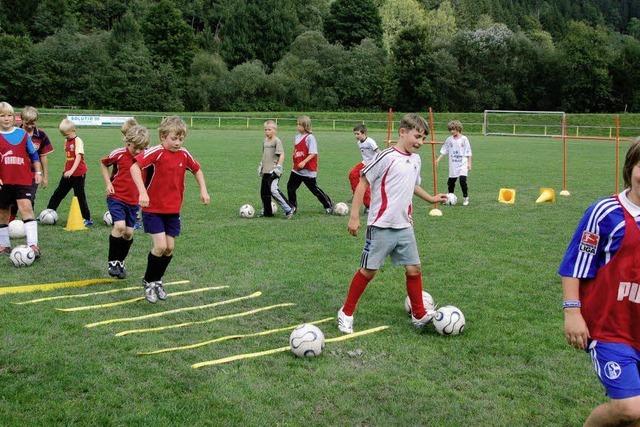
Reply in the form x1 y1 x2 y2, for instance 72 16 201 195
483 110 566 137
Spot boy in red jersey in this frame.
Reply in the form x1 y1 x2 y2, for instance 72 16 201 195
559 140 640 426
46 118 93 226
0 102 43 256
337 113 448 334
99 125 150 279
131 116 210 303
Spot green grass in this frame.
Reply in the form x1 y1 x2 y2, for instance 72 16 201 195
0 126 630 425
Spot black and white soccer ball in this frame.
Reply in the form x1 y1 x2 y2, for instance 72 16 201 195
10 245 35 267
334 202 349 216
239 204 255 218
445 193 458 206
103 210 113 226
404 291 436 316
8 219 25 239
433 305 465 335
38 209 58 225
289 323 325 357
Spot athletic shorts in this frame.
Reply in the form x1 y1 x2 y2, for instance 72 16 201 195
0 184 33 208
588 340 640 399
360 226 420 270
107 197 139 228
142 212 180 237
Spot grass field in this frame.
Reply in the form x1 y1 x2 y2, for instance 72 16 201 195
0 123 631 425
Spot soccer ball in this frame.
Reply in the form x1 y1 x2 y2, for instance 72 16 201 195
289 323 325 357
9 245 35 267
334 202 349 216
446 193 458 206
8 220 25 239
433 305 465 336
239 204 255 218
38 209 58 225
271 201 278 214
103 211 113 226
404 291 436 315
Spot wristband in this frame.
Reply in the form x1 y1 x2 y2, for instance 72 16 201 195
35 171 43 175
562 300 581 309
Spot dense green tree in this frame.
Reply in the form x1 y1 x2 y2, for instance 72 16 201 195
184 52 229 111
323 0 383 47
0 35 33 104
379 0 427 52
611 35 640 112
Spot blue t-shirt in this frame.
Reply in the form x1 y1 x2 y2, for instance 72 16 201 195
558 196 640 279
0 127 39 162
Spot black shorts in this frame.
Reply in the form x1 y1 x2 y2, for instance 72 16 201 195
0 184 33 208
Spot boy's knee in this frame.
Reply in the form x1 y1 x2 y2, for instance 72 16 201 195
405 265 422 276
613 397 640 422
122 229 133 240
112 223 127 235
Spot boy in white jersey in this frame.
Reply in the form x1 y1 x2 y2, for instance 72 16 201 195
337 113 448 334
348 124 379 211
436 120 472 205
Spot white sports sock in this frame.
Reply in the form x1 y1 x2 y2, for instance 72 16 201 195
24 219 38 247
0 226 9 247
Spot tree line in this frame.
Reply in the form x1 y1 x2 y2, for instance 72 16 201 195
2 0 640 113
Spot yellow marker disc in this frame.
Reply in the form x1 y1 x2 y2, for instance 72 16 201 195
138 317 333 356
85 291 262 328
191 325 389 368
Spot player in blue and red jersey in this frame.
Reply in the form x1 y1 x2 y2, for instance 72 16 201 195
131 116 210 303
0 102 42 256
559 140 640 425
99 125 149 279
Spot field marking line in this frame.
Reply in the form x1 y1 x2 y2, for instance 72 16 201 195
56 286 228 312
0 279 116 296
115 303 295 336
138 317 333 356
85 291 262 328
12 280 191 305
191 325 389 368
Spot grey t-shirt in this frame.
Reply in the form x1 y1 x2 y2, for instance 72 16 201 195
260 136 284 174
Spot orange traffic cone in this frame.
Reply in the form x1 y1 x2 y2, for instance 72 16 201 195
498 188 516 204
64 197 87 231
536 188 556 204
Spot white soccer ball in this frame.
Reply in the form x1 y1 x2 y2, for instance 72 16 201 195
38 209 58 225
289 323 325 357
239 204 255 218
10 245 35 267
8 220 25 239
271 201 278 214
404 291 436 316
433 305 465 336
103 210 113 226
446 193 458 206
334 202 349 216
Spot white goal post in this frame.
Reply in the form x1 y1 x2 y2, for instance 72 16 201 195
483 110 566 137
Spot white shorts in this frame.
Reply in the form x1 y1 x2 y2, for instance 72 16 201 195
359 226 420 270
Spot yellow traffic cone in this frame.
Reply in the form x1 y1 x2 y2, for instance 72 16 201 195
536 188 556 204
498 188 516 204
64 197 87 231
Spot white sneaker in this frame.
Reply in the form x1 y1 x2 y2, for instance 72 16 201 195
337 307 354 334
143 280 158 304
154 281 167 301
412 309 437 328
463 197 469 206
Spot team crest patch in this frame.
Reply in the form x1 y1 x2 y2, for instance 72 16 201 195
604 361 622 380
579 231 599 255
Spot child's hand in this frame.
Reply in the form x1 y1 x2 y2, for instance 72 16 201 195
106 183 115 195
63 171 72 178
434 193 448 203
257 163 262 177
138 192 150 208
273 165 283 177
42 176 48 188
34 174 42 185
348 216 360 236
296 162 306 170
200 190 210 205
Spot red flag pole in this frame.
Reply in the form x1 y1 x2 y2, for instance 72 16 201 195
560 114 570 196
385 108 394 147
428 108 442 216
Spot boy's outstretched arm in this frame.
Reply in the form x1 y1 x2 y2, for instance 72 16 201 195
99 162 114 195
193 169 210 205
130 163 149 207
414 185 447 204
348 176 369 236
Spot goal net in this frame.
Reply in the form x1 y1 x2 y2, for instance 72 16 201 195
483 110 566 137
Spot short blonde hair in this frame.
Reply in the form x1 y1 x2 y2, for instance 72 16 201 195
264 119 277 129
158 116 187 139
398 113 429 135
0 102 14 115
124 125 150 150
21 106 39 123
59 118 76 134
297 115 312 134
120 118 138 136
447 120 463 132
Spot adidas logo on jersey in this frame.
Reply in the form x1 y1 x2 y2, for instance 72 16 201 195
618 282 640 303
